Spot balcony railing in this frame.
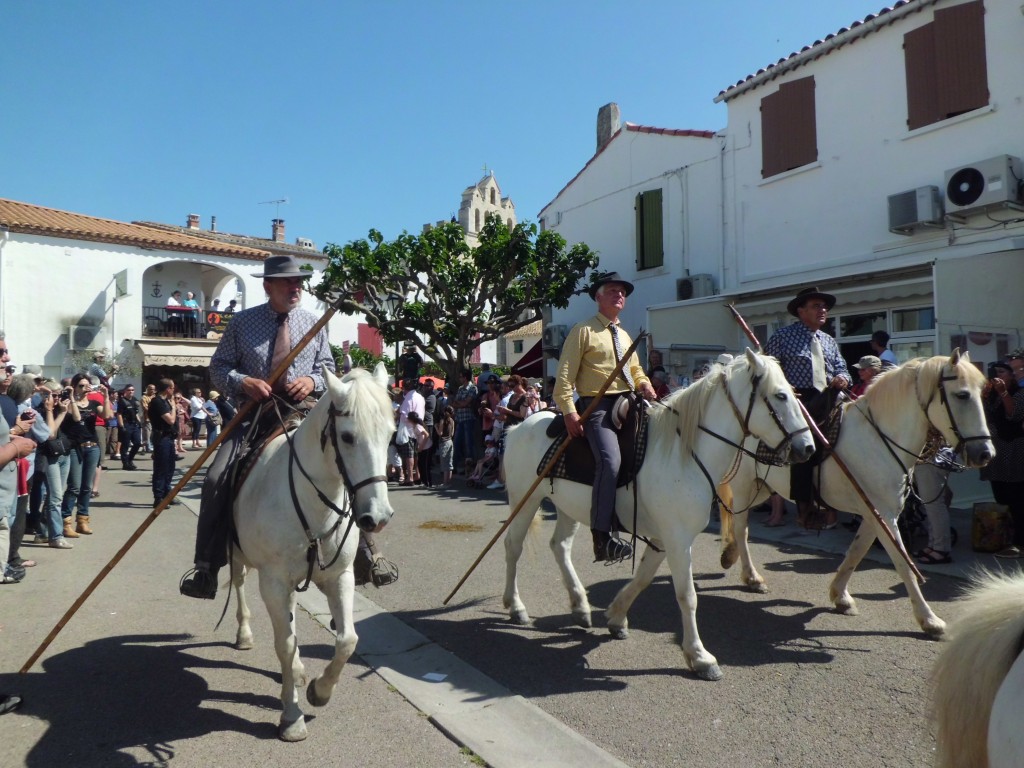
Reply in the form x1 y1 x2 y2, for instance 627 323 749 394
142 307 235 339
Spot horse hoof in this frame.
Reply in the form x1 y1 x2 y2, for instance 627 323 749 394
745 580 769 594
695 664 724 682
509 610 532 626
608 626 629 640
307 678 331 708
571 611 592 629
922 618 947 639
235 636 254 651
279 716 308 742
834 599 858 616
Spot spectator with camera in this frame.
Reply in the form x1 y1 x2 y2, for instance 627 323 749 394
32 380 74 549
60 373 112 536
982 357 1024 558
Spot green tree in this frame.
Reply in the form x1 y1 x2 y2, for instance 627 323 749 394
316 215 597 381
329 343 392 374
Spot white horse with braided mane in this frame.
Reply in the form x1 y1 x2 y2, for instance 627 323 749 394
501 349 815 681
718 351 993 637
932 570 1024 768
230 364 395 741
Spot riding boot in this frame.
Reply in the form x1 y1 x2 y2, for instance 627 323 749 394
63 518 80 538
180 568 217 599
76 515 93 535
592 530 632 563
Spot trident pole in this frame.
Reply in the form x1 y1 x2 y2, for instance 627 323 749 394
725 304 923 583
443 329 648 606
20 298 345 674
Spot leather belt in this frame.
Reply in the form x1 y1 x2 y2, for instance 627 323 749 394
78 441 98 448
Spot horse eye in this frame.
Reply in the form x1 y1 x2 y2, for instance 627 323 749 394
954 391 970 401
340 432 355 445
775 392 788 401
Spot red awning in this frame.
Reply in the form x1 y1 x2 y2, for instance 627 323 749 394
511 339 544 378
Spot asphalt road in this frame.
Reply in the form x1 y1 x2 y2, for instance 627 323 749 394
0 453 980 768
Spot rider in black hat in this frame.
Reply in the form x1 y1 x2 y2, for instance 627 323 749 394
553 271 656 562
179 255 335 599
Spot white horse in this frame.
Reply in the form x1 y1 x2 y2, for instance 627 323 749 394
719 351 993 637
231 364 395 741
932 570 1024 768
501 349 815 680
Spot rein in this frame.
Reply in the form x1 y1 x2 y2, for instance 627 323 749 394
270 396 387 592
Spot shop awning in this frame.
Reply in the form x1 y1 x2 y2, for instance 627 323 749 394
511 339 544 377
136 341 217 367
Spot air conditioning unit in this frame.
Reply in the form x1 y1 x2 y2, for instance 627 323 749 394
944 155 1024 218
676 274 714 301
68 325 103 351
541 324 567 353
887 186 943 235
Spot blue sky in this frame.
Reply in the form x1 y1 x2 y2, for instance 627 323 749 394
3 1 885 249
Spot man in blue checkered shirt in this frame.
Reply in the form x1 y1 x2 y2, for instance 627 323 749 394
763 286 849 528
180 255 335 600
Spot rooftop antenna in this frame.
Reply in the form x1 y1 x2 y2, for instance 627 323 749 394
259 197 289 218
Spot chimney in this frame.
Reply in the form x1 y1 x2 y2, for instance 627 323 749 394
272 219 285 243
596 103 621 153
186 213 200 230
210 215 217 232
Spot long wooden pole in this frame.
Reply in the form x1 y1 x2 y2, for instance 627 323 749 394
443 330 647 606
20 301 343 674
725 304 924 583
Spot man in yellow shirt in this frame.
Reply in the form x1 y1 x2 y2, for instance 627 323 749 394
554 272 656 562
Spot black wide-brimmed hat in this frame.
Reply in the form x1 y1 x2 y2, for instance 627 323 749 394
252 255 311 279
787 286 836 317
588 271 635 300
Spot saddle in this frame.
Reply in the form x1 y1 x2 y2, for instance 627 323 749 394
538 393 650 489
230 399 312 499
755 388 848 467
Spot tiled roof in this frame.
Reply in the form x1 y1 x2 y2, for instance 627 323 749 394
715 1 937 102
538 122 716 216
0 198 271 261
135 221 324 260
503 320 542 339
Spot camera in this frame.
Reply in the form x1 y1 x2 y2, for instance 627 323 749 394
60 389 72 402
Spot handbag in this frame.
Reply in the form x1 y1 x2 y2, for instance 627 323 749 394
42 433 72 458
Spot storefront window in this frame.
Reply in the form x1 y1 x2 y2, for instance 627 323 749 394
839 311 886 338
892 307 935 332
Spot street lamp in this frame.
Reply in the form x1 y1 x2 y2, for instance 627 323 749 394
382 292 403 386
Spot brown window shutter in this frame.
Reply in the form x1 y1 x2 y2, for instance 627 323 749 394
934 0 988 119
761 76 816 178
904 23 938 130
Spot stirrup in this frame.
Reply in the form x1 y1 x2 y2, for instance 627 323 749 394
369 557 399 587
179 567 217 599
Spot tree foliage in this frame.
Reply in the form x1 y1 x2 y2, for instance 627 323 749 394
316 215 597 380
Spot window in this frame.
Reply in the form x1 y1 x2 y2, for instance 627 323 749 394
474 209 481 232
635 189 664 270
490 189 496 204
904 0 988 131
760 76 817 178
513 340 524 354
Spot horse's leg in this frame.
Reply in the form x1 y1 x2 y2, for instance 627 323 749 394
606 543 667 640
234 564 254 651
258 575 308 742
837 516 945 637
307 572 357 708
548 509 590 628
718 483 738 569
665 541 722 681
502 497 541 626
729 510 768 593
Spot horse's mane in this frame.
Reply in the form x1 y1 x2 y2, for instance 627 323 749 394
336 367 396 440
852 354 982 421
653 352 778 448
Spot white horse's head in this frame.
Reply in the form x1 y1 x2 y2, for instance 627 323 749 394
730 348 815 463
318 362 396 532
923 350 994 468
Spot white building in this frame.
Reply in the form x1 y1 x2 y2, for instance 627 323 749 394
540 0 1023 502
0 198 351 389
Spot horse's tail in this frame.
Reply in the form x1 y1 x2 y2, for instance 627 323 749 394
932 569 1024 768
719 482 738 570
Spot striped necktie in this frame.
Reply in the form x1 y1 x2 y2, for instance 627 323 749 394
609 323 635 390
810 334 827 392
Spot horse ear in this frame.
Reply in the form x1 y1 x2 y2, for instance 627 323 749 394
949 348 962 366
323 367 340 391
744 347 763 373
372 362 389 388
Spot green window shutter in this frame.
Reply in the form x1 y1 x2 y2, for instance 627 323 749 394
636 189 663 270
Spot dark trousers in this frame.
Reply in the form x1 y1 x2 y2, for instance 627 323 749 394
991 480 1024 547
152 434 176 502
417 442 434 486
579 395 623 533
195 426 245 572
789 387 829 503
121 423 142 467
